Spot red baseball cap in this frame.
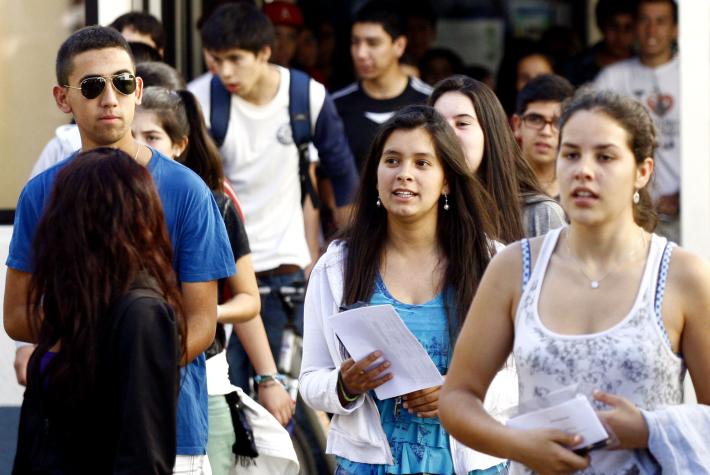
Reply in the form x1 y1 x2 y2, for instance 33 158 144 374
263 1 304 28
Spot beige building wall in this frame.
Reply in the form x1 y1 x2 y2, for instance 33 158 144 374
0 1 78 209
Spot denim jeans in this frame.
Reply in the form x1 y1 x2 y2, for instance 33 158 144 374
226 269 305 390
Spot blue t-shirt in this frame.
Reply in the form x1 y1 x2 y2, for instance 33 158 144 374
7 148 236 455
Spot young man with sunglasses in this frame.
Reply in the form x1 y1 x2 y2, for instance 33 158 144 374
4 26 235 474
512 74 575 199
30 11 166 178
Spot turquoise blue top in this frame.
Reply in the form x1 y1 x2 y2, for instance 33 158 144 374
336 274 453 475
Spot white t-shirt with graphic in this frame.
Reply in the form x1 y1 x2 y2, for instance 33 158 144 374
189 67 324 272
594 55 680 198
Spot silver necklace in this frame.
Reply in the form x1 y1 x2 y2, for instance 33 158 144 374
564 229 647 289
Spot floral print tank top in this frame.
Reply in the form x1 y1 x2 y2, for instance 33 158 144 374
511 227 685 475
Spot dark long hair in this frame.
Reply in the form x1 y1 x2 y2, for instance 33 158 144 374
342 105 496 336
559 89 658 231
27 148 185 404
139 87 225 191
430 75 546 243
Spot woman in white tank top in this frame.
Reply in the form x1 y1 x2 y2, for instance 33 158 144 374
437 90 710 474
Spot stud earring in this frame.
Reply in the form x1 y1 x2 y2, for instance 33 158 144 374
633 190 640 204
376 196 382 207
443 193 450 211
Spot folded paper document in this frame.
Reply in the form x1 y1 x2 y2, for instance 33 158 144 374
329 304 444 400
506 394 609 451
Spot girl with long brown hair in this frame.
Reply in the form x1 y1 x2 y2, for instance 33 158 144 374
300 105 505 474
14 148 185 474
429 75 565 241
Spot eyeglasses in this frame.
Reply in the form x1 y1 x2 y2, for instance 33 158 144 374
522 113 560 132
64 73 137 99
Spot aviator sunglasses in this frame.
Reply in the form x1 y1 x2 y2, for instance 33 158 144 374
64 72 137 99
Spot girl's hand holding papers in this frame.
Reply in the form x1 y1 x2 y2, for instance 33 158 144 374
511 429 589 475
594 390 649 450
338 351 392 405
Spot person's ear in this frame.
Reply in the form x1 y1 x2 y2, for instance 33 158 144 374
258 46 272 63
203 49 218 74
134 76 143 105
172 136 189 158
511 114 522 139
635 157 654 190
393 35 407 59
53 85 72 114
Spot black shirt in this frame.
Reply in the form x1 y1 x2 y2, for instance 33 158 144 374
564 42 605 87
333 77 432 171
14 288 179 475
213 191 250 265
208 190 251 358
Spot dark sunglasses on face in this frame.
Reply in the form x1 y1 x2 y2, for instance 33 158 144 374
522 112 560 132
64 73 137 99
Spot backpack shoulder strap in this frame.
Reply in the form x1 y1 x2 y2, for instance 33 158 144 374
288 68 319 208
209 74 231 148
288 69 312 146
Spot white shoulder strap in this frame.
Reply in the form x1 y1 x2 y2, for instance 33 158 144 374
529 227 565 285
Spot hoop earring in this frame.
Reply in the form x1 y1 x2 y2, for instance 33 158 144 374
443 193 450 211
633 190 640 204
376 196 382 207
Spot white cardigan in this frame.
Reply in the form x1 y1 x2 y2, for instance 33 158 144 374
299 241 512 474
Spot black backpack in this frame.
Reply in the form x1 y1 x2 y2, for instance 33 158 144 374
209 69 319 207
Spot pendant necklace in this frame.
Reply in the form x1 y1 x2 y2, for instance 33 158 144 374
564 229 647 290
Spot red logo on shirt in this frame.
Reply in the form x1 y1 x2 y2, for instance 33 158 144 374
647 94 674 117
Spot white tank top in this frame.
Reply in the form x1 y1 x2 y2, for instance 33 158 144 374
511 227 685 475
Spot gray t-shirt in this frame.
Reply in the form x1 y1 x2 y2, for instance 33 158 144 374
521 193 566 238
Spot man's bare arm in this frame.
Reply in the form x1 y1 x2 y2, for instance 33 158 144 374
303 164 321 278
3 269 34 343
333 204 353 229
181 280 218 364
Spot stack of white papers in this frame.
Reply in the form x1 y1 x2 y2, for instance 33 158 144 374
328 304 444 400
506 394 609 450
